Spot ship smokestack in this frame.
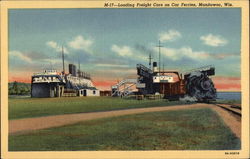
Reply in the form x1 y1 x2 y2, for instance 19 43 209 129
153 62 158 72
69 64 76 76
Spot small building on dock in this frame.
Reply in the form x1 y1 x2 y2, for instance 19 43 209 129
78 87 100 97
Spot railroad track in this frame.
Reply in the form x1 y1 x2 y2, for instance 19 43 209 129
214 103 241 116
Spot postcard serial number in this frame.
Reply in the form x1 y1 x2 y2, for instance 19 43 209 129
225 152 240 155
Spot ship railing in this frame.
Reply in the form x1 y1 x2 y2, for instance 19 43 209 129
111 78 138 97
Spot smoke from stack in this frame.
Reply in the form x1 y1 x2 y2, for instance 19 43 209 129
179 95 198 102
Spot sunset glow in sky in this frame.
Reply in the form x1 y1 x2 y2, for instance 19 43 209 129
9 8 241 91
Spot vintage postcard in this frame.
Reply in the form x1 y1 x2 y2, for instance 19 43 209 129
1 0 249 159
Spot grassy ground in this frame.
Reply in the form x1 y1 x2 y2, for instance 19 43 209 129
9 97 190 119
9 108 240 151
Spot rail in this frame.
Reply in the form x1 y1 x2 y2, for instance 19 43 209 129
215 103 241 116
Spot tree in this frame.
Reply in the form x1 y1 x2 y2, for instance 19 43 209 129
8 81 31 95
12 81 18 94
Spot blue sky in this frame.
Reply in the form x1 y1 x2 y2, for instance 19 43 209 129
8 8 241 89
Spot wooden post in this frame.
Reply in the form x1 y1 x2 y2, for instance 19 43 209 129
61 86 64 97
56 84 60 97
31 77 33 98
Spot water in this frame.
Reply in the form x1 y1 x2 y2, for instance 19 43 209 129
217 92 241 100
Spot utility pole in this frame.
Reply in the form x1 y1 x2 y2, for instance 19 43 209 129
156 40 163 74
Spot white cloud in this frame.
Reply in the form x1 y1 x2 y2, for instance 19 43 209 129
200 34 228 47
46 41 69 53
154 45 237 61
159 29 182 42
68 35 93 52
111 44 148 62
154 46 209 61
179 47 209 60
47 41 58 49
9 50 32 63
42 58 62 65
111 45 133 57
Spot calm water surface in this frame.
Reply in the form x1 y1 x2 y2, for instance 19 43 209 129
217 92 241 100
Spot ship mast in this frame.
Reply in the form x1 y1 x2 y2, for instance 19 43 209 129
62 46 65 74
156 40 163 74
78 57 81 77
148 53 153 70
